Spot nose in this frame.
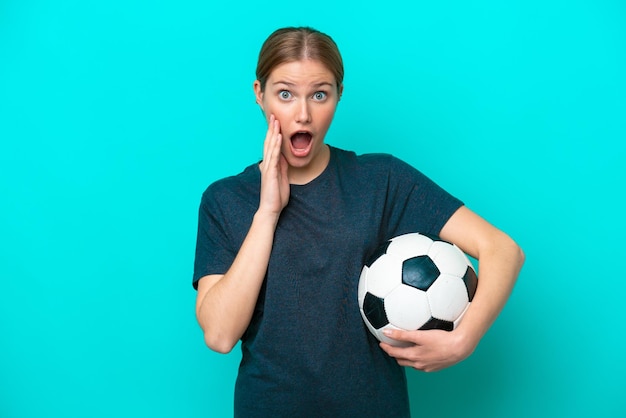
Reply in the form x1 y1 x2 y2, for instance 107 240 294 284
295 99 311 124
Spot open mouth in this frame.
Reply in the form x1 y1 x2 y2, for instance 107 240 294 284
290 131 313 155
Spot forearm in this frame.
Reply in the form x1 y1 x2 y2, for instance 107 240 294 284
455 233 525 351
196 210 279 353
196 116 290 353
378 235 524 372
379 207 524 371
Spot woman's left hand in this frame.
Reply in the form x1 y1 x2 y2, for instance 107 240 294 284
381 206 524 372
379 328 477 372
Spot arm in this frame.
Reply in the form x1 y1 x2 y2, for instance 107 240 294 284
380 206 525 371
195 115 289 354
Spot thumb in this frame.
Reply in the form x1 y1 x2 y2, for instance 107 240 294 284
383 328 424 344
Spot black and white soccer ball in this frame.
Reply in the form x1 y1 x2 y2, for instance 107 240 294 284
358 232 478 346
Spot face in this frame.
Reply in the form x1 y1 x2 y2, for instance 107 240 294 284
254 59 343 183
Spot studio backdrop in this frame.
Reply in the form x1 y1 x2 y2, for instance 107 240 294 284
1 1 624 417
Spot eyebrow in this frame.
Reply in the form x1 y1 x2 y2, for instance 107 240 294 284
272 81 334 88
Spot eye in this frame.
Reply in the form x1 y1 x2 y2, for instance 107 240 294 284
313 91 327 101
279 90 292 100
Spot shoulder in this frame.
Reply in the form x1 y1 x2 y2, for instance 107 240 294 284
331 146 400 167
200 162 260 206
331 146 417 175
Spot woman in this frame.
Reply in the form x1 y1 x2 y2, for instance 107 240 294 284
193 26 524 417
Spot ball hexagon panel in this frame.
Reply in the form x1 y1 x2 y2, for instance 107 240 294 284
429 241 472 278
427 274 469 321
366 254 403 297
401 255 440 291
385 285 431 331
386 233 433 259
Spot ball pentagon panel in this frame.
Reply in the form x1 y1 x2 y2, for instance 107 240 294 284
362 292 388 329
462 266 478 302
420 317 454 331
401 255 440 291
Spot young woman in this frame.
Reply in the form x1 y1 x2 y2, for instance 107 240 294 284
193 26 524 417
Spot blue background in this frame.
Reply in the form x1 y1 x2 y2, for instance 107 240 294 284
1 1 625 417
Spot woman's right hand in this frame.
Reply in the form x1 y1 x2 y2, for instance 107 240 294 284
259 114 290 217
197 115 291 353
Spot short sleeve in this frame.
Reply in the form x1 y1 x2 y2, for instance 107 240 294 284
192 187 236 290
383 155 463 238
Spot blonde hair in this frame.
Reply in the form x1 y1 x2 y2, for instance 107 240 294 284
256 27 344 91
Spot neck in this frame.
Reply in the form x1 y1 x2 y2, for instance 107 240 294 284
288 144 331 185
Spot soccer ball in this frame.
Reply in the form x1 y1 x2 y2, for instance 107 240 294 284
358 232 478 347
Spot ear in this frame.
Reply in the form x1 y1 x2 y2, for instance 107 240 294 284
337 83 344 102
253 80 265 111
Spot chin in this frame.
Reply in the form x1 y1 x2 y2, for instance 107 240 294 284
284 153 312 168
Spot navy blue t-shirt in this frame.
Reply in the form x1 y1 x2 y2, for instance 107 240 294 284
193 146 463 417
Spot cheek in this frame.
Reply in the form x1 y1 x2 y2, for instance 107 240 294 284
317 106 337 128
267 105 289 127
261 98 278 116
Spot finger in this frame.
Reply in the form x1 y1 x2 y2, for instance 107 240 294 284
268 119 282 169
263 115 277 165
379 342 413 360
383 329 419 344
263 114 276 166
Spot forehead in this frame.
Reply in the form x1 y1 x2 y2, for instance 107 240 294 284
268 59 336 86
